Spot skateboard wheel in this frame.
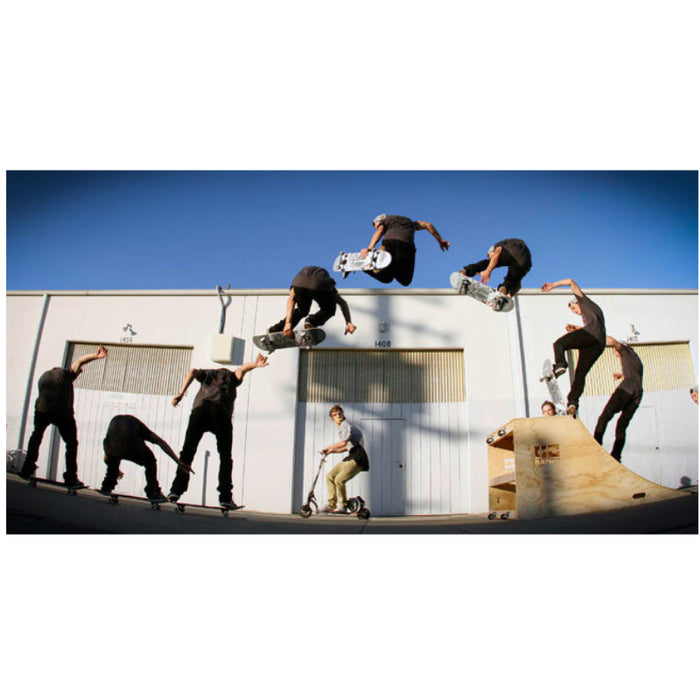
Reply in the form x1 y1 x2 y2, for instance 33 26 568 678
151 502 160 511
488 512 497 520
221 509 229 517
500 512 510 520
109 496 119 505
29 479 37 488
486 436 494 444
176 504 185 513
498 429 507 437
299 505 313 518
358 508 370 520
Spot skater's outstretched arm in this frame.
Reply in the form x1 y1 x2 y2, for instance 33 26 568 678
71 344 108 374
234 353 269 382
282 288 296 338
172 369 199 406
416 220 450 252
361 222 386 258
478 245 501 285
146 431 194 474
541 278 583 296
335 293 356 335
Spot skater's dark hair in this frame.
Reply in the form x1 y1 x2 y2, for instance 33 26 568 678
329 404 345 418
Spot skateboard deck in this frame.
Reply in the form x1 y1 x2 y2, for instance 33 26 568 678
540 359 566 414
253 328 326 354
449 271 514 312
166 499 245 517
333 249 392 274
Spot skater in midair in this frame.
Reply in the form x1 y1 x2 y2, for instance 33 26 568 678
19 345 108 488
268 266 356 338
167 353 269 509
99 414 193 501
459 238 532 297
593 337 644 463
541 278 606 416
320 405 370 513
360 213 450 286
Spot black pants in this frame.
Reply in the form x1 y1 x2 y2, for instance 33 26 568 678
169 404 234 501
23 410 79 482
101 445 162 499
364 239 416 287
594 387 643 462
553 328 605 408
269 287 337 332
463 248 531 295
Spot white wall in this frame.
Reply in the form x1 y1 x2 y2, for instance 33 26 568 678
6 288 698 513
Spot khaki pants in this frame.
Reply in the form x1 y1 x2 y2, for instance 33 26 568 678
326 459 363 508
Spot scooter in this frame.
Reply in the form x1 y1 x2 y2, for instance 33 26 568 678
299 454 371 520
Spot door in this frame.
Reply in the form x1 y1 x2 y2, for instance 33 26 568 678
362 418 406 516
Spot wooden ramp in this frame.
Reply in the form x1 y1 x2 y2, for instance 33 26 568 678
487 416 691 520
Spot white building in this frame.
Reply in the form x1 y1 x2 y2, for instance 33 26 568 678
6 287 698 516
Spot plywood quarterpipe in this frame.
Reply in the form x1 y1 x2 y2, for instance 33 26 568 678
487 416 691 520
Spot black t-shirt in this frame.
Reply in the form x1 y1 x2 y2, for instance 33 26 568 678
35 367 79 415
291 266 336 292
575 292 606 346
494 238 531 269
192 368 243 415
617 344 644 394
381 215 420 249
103 414 156 456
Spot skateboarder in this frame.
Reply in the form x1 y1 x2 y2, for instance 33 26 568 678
268 266 356 338
541 400 556 416
459 238 532 297
320 405 369 513
361 213 450 286
541 278 606 415
168 353 269 508
99 414 193 500
19 345 108 487
593 337 644 462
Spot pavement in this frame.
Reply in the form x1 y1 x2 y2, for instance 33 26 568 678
5 473 698 534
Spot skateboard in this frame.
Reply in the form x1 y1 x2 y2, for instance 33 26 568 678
332 249 392 275
539 359 566 414
27 475 88 495
165 499 244 517
449 271 514 312
253 328 326 354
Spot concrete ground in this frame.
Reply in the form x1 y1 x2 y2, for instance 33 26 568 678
5 473 698 534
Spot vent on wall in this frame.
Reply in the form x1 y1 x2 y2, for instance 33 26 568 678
299 349 466 404
67 343 193 397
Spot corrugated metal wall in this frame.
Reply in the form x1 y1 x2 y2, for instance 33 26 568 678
570 341 695 397
299 349 466 403
295 349 470 515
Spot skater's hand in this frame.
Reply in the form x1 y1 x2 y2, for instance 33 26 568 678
254 353 269 368
565 324 578 332
480 270 491 285
360 248 370 259
613 372 623 381
283 323 294 339
541 282 554 292
172 393 184 407
96 345 108 359
439 240 450 252
117 470 124 481
345 322 356 335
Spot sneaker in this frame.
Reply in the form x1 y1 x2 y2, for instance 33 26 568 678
552 364 567 378
98 487 114 496
168 492 181 503
18 468 36 481
333 506 349 514
64 477 86 490
148 491 168 503
319 504 335 513
219 499 242 510
566 404 578 416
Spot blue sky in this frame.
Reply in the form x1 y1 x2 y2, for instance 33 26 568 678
6 170 698 291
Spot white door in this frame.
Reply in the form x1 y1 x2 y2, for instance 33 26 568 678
362 418 406 515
